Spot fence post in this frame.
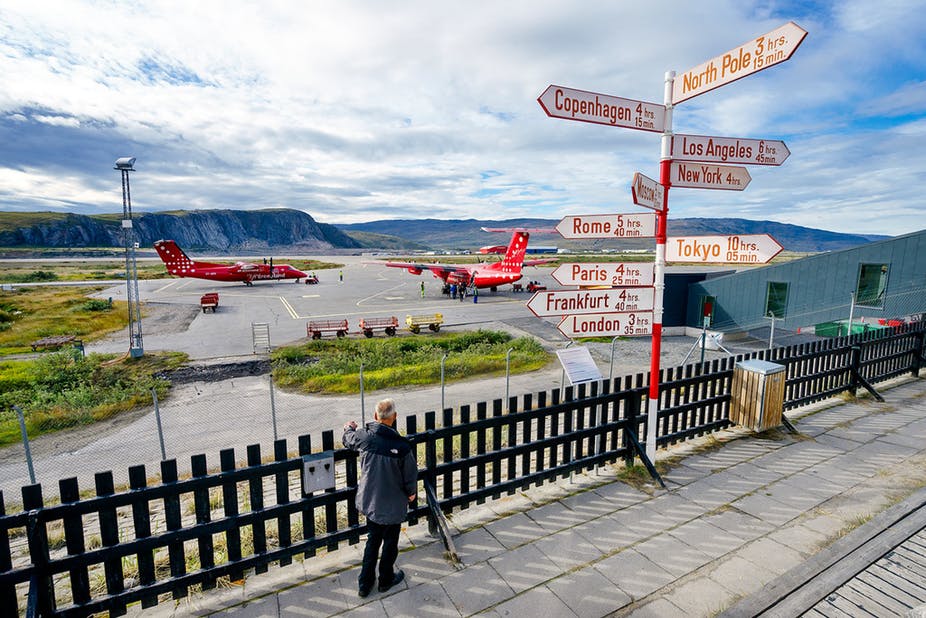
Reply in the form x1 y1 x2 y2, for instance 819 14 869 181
912 329 925 377
151 389 167 461
268 373 278 441
849 345 861 397
13 406 35 485
425 429 437 536
505 348 513 410
22 484 54 617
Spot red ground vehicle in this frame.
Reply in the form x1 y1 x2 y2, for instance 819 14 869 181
307 319 349 339
359 316 399 337
200 293 219 313
526 281 547 292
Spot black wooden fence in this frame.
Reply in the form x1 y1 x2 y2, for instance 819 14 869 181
2 322 924 617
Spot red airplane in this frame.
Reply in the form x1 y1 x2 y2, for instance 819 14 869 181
382 229 553 291
153 240 308 286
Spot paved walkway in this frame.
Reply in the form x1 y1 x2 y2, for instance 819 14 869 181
139 378 926 618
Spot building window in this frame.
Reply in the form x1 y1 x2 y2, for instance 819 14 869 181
856 263 889 308
765 281 788 318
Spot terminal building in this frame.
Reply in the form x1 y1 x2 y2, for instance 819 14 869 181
679 228 926 337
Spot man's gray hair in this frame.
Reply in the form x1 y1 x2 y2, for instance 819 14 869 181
375 398 396 419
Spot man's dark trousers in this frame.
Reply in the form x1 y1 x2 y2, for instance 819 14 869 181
359 520 401 590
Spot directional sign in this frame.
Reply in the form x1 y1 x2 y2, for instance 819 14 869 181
555 213 656 239
670 162 751 191
527 287 655 317
631 172 665 211
672 134 790 166
552 262 655 287
673 21 807 105
667 234 783 264
538 85 666 133
558 312 654 338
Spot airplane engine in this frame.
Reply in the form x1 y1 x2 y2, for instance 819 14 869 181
407 268 423 275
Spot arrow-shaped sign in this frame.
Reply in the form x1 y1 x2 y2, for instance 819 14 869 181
538 85 666 133
670 162 751 191
558 312 654 338
555 213 656 239
673 21 807 105
672 134 790 166
552 262 655 287
527 287 655 317
631 172 665 211
667 234 783 264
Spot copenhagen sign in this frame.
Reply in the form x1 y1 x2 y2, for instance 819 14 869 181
555 213 656 239
537 85 666 133
527 287 655 317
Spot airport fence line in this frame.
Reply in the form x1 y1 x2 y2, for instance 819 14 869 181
0 322 924 616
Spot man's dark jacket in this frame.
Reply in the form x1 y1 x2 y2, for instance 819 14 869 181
342 421 418 525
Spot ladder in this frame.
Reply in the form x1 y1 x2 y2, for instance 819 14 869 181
251 322 271 354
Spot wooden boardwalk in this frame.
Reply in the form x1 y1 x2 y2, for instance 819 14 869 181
721 487 926 617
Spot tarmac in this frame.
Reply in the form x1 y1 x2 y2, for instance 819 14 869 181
133 376 926 618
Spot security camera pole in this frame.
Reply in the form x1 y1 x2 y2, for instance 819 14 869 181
115 157 144 358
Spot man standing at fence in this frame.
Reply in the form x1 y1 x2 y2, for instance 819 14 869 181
343 398 418 598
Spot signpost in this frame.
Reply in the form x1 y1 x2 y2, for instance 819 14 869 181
671 134 790 166
537 21 806 466
555 213 656 239
631 172 665 211
558 312 653 338
538 85 666 133
552 262 655 287
672 21 808 104
527 287 655 317
669 162 751 190
667 234 783 264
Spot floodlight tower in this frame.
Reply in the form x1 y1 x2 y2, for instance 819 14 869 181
115 157 144 357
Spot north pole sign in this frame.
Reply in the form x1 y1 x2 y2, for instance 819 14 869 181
527 287 655 317
552 262 655 287
558 312 654 338
672 21 808 104
555 213 656 239
670 162 751 190
537 85 666 133
667 234 783 264
672 134 790 166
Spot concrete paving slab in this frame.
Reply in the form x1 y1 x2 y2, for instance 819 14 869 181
478 584 576 618
707 554 778 597
736 536 806 574
276 571 353 616
545 566 632 617
673 476 745 510
764 523 832 556
534 527 606 570
573 513 655 554
439 562 514 616
379 580 459 618
620 597 688 617
632 534 714 578
213 594 280 617
665 518 746 559
661 575 736 617
644 492 710 525
730 492 805 526
699 509 776 542
524 500 593 532
593 548 677 601
587 481 651 507
400 540 462 581
452 527 507 566
483 512 548 550
723 461 789 487
487 542 561 593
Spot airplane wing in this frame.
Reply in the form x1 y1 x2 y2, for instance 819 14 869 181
382 261 471 281
523 258 558 266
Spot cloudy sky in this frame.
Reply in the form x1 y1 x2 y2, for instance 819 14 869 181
1 1 924 236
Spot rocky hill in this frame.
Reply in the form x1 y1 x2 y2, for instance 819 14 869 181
0 209 361 253
337 217 889 253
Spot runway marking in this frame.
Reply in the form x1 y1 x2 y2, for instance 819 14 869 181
385 296 405 300
177 280 198 290
357 283 408 306
279 296 299 319
153 280 180 294
301 295 320 298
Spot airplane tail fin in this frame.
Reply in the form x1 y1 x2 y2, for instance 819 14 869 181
497 231 529 272
154 239 195 273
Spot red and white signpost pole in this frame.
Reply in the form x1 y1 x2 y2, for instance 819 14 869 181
646 71 675 461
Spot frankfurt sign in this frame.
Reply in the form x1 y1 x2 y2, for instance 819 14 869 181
527 287 655 317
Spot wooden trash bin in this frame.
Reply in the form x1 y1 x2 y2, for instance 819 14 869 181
729 359 786 432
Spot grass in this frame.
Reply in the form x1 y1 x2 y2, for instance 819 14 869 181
0 286 131 355
0 350 188 446
272 330 552 394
